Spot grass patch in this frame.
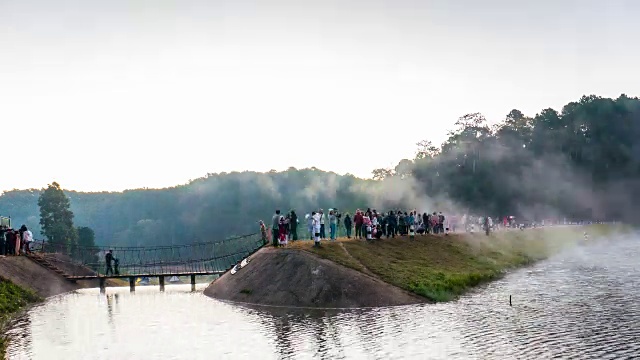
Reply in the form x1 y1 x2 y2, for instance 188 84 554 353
0 277 42 356
290 225 621 302
240 288 253 295
288 239 366 272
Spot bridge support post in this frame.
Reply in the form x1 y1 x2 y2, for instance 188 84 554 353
159 276 165 292
129 277 135 292
99 278 106 294
190 274 196 291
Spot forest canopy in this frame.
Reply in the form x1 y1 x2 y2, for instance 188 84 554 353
1 94 638 246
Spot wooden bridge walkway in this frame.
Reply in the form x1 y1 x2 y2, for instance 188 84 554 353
28 233 264 292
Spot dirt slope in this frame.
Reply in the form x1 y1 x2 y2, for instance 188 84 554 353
204 247 425 308
0 256 79 297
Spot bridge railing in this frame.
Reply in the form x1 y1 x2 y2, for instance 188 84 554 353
32 233 265 277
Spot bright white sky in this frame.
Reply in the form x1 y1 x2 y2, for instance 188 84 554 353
1 0 638 192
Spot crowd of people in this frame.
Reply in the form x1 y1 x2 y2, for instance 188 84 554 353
0 224 34 256
258 206 579 247
260 207 523 247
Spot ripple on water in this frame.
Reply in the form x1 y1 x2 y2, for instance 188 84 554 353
6 236 640 359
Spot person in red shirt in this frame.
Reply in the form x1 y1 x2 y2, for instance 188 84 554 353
354 210 364 239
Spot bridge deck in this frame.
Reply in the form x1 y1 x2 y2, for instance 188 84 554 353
31 232 264 282
67 271 225 280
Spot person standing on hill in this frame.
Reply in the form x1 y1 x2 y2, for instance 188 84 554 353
289 210 298 241
312 211 322 247
354 210 364 239
0 226 7 255
20 225 32 254
259 220 268 246
329 210 337 241
384 211 395 239
319 209 326 239
398 213 406 235
5 230 15 255
483 216 490 236
306 214 313 240
271 210 281 247
344 213 352 238
14 230 21 256
278 216 288 246
431 212 439 234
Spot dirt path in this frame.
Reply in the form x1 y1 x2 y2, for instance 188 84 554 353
337 242 378 278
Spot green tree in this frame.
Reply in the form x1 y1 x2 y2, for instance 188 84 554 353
38 182 77 254
372 168 394 180
76 226 98 265
415 140 440 160
394 159 415 179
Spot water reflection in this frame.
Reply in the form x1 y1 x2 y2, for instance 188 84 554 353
5 314 32 357
273 314 294 358
7 236 640 359
104 292 120 338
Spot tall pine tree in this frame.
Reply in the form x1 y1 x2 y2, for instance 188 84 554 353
38 182 77 254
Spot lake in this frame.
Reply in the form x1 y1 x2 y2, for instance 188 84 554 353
6 233 640 359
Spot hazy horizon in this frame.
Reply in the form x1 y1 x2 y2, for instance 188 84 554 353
2 0 639 192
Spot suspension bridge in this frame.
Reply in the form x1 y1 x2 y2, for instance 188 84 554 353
27 232 265 292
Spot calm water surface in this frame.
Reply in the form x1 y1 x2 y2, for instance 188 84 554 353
7 235 640 359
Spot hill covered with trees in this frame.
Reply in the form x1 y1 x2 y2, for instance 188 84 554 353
1 94 638 246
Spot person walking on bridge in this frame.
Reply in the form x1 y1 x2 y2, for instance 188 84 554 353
271 210 281 247
105 250 114 275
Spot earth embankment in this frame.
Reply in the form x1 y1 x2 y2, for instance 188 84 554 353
204 247 425 308
205 225 622 306
0 255 122 298
0 256 79 297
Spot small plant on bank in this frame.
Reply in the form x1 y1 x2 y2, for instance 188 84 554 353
0 278 42 356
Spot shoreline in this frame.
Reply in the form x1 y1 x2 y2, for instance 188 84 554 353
0 276 42 356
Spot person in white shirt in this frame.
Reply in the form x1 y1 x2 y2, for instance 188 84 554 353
20 225 33 254
312 211 322 247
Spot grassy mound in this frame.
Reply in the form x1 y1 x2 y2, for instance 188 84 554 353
0 277 41 355
288 225 619 302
